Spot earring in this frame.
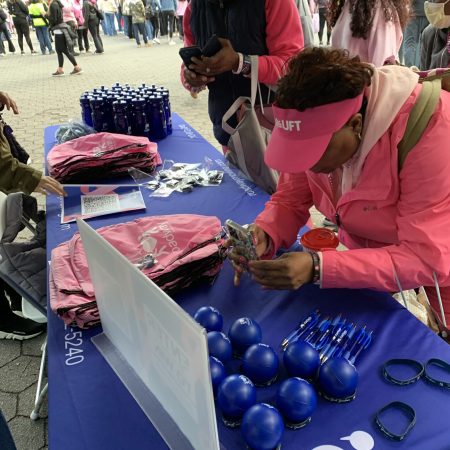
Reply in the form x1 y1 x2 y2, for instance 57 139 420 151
355 131 362 140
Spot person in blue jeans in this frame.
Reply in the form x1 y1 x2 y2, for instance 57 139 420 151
102 0 118 35
28 0 54 54
160 0 176 44
400 0 428 67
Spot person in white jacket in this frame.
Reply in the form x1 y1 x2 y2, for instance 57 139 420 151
102 0 118 35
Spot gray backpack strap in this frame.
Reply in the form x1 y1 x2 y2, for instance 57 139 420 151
397 78 441 171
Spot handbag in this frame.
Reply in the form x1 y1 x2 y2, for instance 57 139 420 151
0 114 30 164
222 55 279 194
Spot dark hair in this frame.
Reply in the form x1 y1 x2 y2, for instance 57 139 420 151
276 47 374 111
328 0 411 39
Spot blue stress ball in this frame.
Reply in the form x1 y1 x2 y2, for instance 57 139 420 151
242 343 279 386
209 356 226 396
318 357 358 401
241 403 285 450
194 306 223 332
207 331 232 362
283 340 321 378
217 374 257 427
276 378 317 428
228 318 262 355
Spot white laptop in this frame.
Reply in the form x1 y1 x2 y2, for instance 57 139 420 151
77 218 220 450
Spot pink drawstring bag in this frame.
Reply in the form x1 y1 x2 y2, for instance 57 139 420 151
47 132 161 183
50 214 225 329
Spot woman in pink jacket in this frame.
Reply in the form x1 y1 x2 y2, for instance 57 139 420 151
237 47 450 337
329 0 410 66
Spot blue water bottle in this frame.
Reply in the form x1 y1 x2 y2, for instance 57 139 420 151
161 91 172 135
149 95 167 140
106 94 117 132
113 100 130 135
80 94 94 127
90 97 106 132
131 98 147 136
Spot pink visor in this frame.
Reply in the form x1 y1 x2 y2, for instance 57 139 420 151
265 94 364 173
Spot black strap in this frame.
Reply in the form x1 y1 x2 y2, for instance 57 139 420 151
382 359 424 386
375 401 416 441
424 358 450 389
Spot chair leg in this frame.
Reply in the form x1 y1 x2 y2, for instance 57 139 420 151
30 339 47 421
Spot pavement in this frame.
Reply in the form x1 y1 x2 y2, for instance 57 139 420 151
0 30 216 450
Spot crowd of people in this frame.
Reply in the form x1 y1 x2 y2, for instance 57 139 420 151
0 0 189 74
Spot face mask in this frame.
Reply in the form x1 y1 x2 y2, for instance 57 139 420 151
425 0 450 29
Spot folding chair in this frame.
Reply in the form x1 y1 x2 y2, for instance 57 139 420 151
0 191 48 420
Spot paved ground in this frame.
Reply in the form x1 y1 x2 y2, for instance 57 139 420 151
0 31 217 450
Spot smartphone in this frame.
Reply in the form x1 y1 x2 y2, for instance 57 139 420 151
179 35 222 67
179 45 203 67
201 34 222 57
225 219 259 264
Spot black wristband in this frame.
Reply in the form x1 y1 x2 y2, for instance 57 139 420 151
382 359 424 386
375 401 416 441
424 358 450 389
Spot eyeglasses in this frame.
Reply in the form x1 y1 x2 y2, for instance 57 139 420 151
375 401 416 441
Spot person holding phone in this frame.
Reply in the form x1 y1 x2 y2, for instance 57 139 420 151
230 47 450 338
180 0 304 148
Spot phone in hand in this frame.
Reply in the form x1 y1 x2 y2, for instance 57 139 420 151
225 219 259 265
179 34 222 68
179 45 203 68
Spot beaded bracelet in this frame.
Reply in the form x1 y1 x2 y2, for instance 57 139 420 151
310 251 320 284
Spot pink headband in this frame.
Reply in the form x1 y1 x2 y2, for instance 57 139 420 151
265 93 364 173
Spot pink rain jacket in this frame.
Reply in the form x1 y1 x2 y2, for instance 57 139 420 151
256 66 450 322
50 214 224 328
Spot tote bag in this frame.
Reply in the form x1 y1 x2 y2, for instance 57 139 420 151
222 56 279 194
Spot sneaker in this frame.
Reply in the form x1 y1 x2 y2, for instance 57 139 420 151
0 313 46 340
31 50 37 55
49 50 55 54
0 53 5 57
145 42 152 47
93 50 103 54
52 70 64 76
168 39 176 46
21 51 25 55
137 44 142 48
85 49 91 53
153 38 160 44
70 67 82 75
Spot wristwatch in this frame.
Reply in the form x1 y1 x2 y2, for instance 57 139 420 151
242 54 252 76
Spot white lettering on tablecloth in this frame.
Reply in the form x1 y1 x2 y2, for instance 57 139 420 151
214 159 257 197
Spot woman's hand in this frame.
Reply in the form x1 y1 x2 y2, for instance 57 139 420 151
189 38 239 77
227 224 270 286
183 66 215 88
34 175 66 196
0 92 19 114
248 252 314 290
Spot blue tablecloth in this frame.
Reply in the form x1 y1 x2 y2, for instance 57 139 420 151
46 114 450 450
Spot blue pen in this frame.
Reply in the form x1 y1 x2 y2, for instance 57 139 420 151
285 311 321 347
343 325 366 360
319 319 347 360
314 315 342 350
350 331 373 365
307 318 333 349
281 309 320 348
334 323 356 358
